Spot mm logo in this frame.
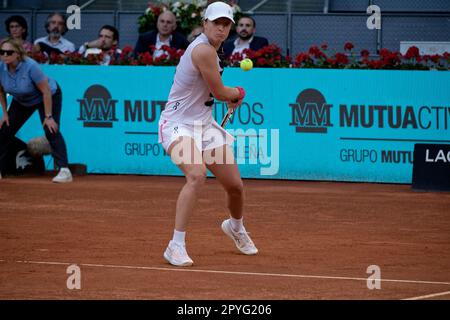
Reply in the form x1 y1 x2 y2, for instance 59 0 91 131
289 89 333 133
77 85 119 128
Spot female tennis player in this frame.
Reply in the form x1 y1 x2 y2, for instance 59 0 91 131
158 1 258 266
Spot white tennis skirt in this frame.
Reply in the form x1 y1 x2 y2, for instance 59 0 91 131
158 118 234 152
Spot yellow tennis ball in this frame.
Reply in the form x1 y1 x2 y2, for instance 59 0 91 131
240 58 253 71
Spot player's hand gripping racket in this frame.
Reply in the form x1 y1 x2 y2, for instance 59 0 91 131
220 86 245 128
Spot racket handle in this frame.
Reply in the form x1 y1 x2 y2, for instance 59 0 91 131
221 109 234 127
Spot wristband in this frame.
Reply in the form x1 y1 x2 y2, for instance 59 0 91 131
231 86 246 103
236 86 246 100
45 114 53 119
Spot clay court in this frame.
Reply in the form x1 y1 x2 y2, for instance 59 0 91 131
0 175 449 300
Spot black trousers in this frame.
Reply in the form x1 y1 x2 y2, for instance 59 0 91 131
0 86 69 174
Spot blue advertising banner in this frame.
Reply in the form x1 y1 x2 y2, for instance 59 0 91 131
9 66 450 183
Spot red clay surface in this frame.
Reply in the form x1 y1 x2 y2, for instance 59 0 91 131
0 174 449 299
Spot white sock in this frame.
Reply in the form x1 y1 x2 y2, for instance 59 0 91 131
230 217 243 232
172 230 186 245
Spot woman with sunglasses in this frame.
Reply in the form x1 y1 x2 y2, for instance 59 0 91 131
0 38 72 182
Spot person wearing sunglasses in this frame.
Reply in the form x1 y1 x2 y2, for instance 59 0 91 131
0 38 72 182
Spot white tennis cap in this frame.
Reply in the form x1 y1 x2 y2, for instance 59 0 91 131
204 1 235 23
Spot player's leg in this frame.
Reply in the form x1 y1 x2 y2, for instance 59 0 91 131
204 144 258 255
164 136 206 266
169 136 207 231
204 144 243 219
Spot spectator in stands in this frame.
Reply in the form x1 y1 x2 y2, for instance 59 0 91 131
33 12 75 56
4 15 33 53
134 10 189 58
223 15 268 58
78 25 121 65
0 38 72 183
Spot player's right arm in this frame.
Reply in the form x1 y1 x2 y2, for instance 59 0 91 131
192 43 240 102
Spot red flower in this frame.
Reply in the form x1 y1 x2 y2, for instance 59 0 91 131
149 4 162 16
257 58 266 66
335 53 349 65
326 58 336 66
49 52 64 64
404 46 420 59
308 46 325 59
121 45 133 55
344 42 354 51
31 51 48 63
360 49 370 58
367 60 385 69
294 53 313 67
321 43 328 50
138 52 153 65
430 54 441 63
379 48 391 58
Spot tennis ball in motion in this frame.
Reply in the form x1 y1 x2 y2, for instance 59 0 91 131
240 58 253 71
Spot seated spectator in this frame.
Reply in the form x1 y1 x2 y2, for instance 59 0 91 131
33 12 75 56
187 25 203 43
78 25 121 65
223 15 269 58
134 10 189 57
4 15 33 53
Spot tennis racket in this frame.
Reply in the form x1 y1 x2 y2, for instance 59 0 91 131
221 87 245 128
220 108 234 128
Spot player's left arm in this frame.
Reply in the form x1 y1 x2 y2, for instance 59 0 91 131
192 44 241 102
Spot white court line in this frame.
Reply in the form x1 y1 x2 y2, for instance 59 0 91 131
402 290 450 300
10 259 450 286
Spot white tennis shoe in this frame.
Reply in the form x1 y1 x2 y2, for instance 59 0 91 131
164 240 194 267
52 167 72 183
221 219 258 255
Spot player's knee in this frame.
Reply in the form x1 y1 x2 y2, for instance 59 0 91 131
226 179 244 196
186 169 207 188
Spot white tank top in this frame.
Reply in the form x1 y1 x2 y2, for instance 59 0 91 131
160 33 222 125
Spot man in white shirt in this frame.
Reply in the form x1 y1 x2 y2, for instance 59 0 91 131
34 13 75 55
78 25 121 65
223 15 269 58
153 12 173 58
134 10 189 58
